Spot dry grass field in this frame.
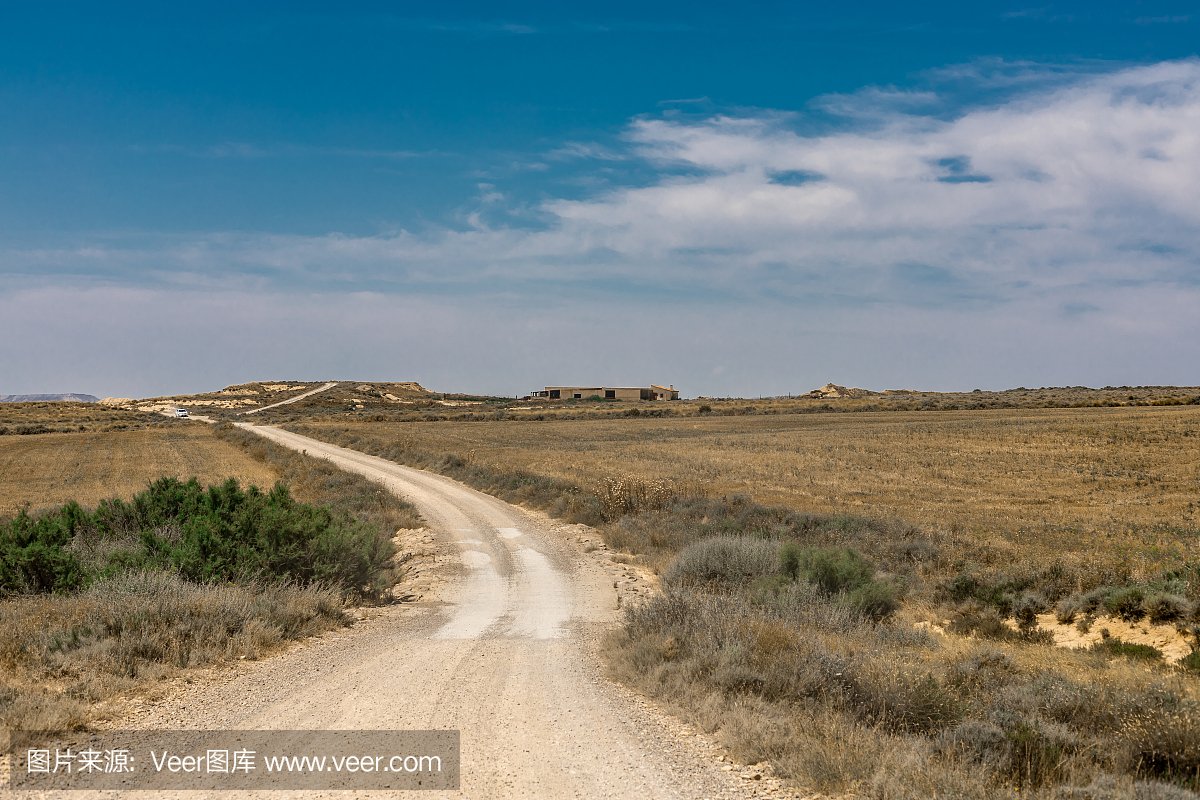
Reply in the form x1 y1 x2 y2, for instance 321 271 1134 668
292 405 1200 796
0 401 172 435
0 426 280 517
296 405 1200 579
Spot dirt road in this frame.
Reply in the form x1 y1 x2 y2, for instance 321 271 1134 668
242 382 338 415
90 425 792 799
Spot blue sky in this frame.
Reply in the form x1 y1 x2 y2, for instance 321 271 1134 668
2 2 1199 397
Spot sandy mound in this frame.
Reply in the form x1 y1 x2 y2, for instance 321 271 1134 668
805 383 878 399
1029 613 1194 663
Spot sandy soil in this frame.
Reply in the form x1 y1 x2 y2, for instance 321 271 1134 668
17 426 802 799
1029 613 1194 662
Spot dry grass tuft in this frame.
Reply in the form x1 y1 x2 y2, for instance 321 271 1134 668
0 572 347 735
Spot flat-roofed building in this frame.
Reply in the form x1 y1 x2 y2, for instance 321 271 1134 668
528 385 679 401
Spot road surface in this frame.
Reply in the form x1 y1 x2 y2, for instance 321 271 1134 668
70 425 793 799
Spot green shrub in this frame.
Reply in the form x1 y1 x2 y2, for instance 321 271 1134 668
0 477 397 599
1092 638 1163 661
843 580 901 622
780 541 802 581
0 506 88 594
801 546 874 594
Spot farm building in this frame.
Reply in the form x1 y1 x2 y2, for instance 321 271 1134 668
529 385 680 401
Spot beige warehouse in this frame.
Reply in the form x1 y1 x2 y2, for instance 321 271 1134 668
529 385 679 401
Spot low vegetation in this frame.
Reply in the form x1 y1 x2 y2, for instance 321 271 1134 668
291 413 1200 797
0 401 171 436
1 573 345 736
1 424 421 738
0 476 399 599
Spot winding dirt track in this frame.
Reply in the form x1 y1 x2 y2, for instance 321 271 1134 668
88 425 792 799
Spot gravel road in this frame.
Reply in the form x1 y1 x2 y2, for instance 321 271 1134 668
31 425 799 799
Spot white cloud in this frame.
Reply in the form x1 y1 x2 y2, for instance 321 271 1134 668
6 60 1200 393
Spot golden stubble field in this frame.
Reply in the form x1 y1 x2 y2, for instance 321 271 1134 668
301 404 1200 570
0 426 280 516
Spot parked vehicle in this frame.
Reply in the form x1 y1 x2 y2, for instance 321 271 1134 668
174 408 189 418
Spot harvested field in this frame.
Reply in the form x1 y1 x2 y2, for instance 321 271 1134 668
295 405 1200 576
0 427 279 516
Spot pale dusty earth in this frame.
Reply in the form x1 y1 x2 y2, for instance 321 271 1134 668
13 426 806 799
1025 614 1193 662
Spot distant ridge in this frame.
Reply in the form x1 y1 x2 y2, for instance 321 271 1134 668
0 393 99 403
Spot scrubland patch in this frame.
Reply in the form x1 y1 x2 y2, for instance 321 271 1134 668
1 425 421 739
609 540 1199 796
0 573 346 737
0 402 170 436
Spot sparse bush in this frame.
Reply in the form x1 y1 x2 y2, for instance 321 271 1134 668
948 603 1013 640
1105 587 1147 621
0 571 347 735
594 476 677 522
843 579 901 622
780 541 802 581
945 648 1017 694
1145 593 1190 624
854 668 960 734
1014 593 1045 631
661 536 777 588
997 713 1079 787
1057 594 1087 624
1121 706 1200 789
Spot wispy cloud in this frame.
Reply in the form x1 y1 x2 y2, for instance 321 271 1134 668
7 59 1200 392
23 60 1200 306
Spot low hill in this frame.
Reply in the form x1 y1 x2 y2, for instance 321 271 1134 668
113 380 492 419
0 393 98 403
803 383 878 399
